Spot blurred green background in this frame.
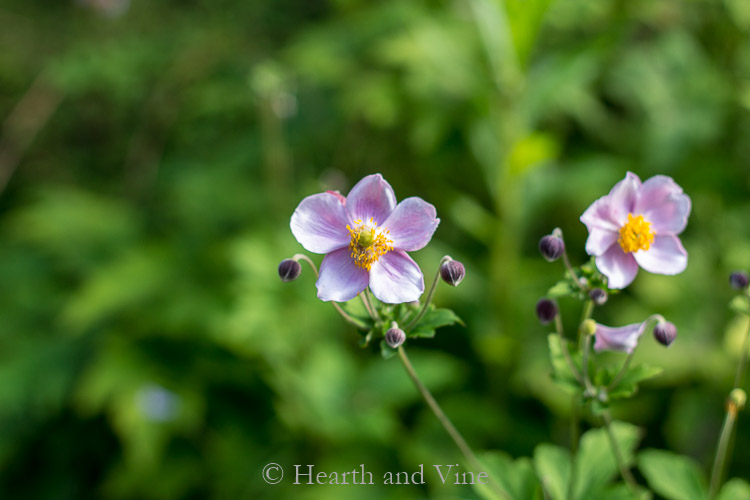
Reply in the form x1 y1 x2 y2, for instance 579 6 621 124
1 0 750 498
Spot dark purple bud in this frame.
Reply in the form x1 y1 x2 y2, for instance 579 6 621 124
539 234 565 262
730 271 749 290
385 326 406 349
440 260 466 287
536 298 558 325
278 258 302 282
589 288 608 306
653 321 677 347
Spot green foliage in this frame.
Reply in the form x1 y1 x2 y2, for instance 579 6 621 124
637 449 707 500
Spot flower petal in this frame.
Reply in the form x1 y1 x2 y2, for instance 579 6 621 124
585 227 618 256
594 322 647 354
607 172 641 224
581 197 620 233
596 245 639 289
290 192 352 254
382 197 440 252
345 173 397 225
633 235 687 275
368 251 424 304
316 248 369 302
634 176 691 234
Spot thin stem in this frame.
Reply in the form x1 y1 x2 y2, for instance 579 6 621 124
553 228 585 293
567 395 580 500
578 300 595 346
363 288 382 325
733 315 750 389
602 410 640 496
607 351 635 393
709 406 738 500
293 254 369 330
397 346 511 500
405 256 451 331
581 334 595 396
554 313 583 384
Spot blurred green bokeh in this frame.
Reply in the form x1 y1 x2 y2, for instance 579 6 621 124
1 0 750 498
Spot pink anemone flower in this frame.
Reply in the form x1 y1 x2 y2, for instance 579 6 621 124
580 172 691 289
593 321 648 354
290 174 439 303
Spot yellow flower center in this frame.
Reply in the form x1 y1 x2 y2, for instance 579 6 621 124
346 218 393 271
618 213 655 253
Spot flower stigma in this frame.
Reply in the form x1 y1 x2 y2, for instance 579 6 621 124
618 213 655 253
346 217 393 270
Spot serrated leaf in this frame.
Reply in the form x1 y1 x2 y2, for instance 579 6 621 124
638 449 707 500
606 364 664 400
533 444 571 500
573 421 642 499
475 451 542 500
548 279 576 298
548 334 583 393
409 306 463 338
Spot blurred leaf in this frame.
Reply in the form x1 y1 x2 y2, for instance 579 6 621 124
548 334 583 392
637 449 707 500
718 478 750 500
533 444 571 500
729 295 750 316
605 364 664 401
476 451 541 500
408 306 463 339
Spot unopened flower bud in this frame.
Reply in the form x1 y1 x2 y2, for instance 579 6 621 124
730 271 749 290
539 234 565 262
729 388 747 412
653 321 677 347
581 319 597 336
385 324 406 349
589 288 608 306
536 298 558 325
278 258 302 282
440 259 465 287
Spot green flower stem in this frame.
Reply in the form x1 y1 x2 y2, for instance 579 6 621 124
554 313 583 384
578 299 595 348
397 345 511 500
606 350 635 393
708 315 750 499
581 334 595 396
553 228 585 293
293 254 369 330
405 256 451 331
602 410 640 496
361 288 382 325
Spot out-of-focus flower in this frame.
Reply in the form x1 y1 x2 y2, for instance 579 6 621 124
440 259 465 287
589 288 608 306
730 271 749 290
580 172 690 289
539 234 565 262
593 321 648 354
136 384 180 422
536 298 558 325
290 174 439 303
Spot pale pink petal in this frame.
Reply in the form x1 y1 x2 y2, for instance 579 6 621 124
345 173 397 225
581 197 620 233
585 227 619 256
290 192 352 254
633 235 687 275
382 197 440 252
594 322 647 354
634 176 690 234
316 248 369 302
607 172 641 224
368 251 424 304
596 244 639 289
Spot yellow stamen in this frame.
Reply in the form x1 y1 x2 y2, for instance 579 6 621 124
346 218 393 271
618 214 655 253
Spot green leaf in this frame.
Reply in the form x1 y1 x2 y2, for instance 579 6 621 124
380 340 397 360
729 295 750 316
606 364 664 400
547 279 576 299
638 449 707 500
718 478 750 500
475 451 542 500
573 421 642 499
408 306 463 338
533 444 571 500
547 334 583 393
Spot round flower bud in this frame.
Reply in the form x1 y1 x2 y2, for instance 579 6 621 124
539 234 565 262
385 326 406 349
440 259 466 287
653 321 677 347
729 388 747 412
536 298 558 325
278 258 302 282
589 288 608 306
730 271 749 290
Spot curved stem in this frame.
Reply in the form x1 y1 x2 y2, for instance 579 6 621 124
581 334 595 396
709 405 738 500
405 256 451 331
363 288 382 325
733 315 750 389
607 351 635 393
602 410 640 495
397 345 511 500
554 313 583 384
293 254 369 330
553 228 585 293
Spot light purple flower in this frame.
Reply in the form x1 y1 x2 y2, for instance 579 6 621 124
580 172 691 289
593 321 648 354
290 174 439 303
